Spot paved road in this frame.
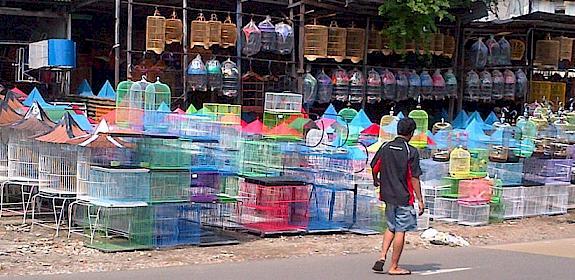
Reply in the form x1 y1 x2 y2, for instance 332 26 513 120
5 238 575 280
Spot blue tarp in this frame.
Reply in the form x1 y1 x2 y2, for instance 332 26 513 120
97 80 116 100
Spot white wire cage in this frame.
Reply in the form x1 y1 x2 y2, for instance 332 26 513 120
38 143 78 194
8 138 40 181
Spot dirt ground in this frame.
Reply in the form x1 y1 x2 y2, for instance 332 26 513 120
0 212 574 276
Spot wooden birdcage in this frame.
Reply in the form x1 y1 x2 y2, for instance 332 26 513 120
382 33 392 56
327 21 347 62
304 20 328 61
510 39 525 61
146 8 166 54
165 10 183 44
555 36 574 62
432 33 445 55
367 27 382 54
346 23 365 63
208 14 222 47
191 13 209 49
535 34 560 68
221 15 237 48
242 70 265 114
418 36 431 55
443 34 456 58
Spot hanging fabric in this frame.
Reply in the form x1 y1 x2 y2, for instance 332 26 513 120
146 8 166 54
165 10 183 44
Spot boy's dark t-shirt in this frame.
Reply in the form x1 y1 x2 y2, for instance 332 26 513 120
370 137 422 206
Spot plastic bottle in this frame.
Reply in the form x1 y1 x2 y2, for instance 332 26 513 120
382 69 396 101
186 54 207 92
432 69 446 100
503 69 516 101
479 70 493 102
515 69 528 100
465 70 480 102
303 72 318 107
498 36 511 65
485 35 501 66
348 68 365 104
470 38 488 69
491 70 504 100
366 68 382 104
408 70 421 100
420 70 433 100
332 67 350 102
316 70 333 104
444 69 458 99
396 71 409 101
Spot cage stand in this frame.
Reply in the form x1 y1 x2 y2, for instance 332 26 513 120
0 180 39 224
30 191 77 237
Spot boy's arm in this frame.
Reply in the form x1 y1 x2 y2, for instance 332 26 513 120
411 177 424 216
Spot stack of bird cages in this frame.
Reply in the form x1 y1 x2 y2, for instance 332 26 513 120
238 177 311 235
434 197 459 222
522 185 548 217
350 195 386 234
172 114 217 141
188 140 218 171
421 179 451 218
501 186 525 219
8 139 40 181
86 166 151 203
202 103 241 125
420 159 449 183
457 178 493 205
457 203 490 226
137 136 192 169
190 171 220 203
239 140 283 177
82 204 154 252
544 182 569 215
219 175 241 198
152 202 200 248
309 152 356 188
487 162 524 186
210 122 242 151
38 143 78 194
523 158 572 184
307 185 354 232
264 92 303 114
0 133 10 179
149 170 190 203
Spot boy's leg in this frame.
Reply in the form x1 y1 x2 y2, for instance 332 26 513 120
388 231 410 274
380 229 395 260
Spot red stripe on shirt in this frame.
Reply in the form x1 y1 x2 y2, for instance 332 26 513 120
407 166 415 205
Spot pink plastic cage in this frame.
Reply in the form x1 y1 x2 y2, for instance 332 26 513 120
457 178 493 205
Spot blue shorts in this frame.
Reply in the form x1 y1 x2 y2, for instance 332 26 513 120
385 203 417 232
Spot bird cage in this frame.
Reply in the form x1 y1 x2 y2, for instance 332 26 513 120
304 21 328 61
8 141 40 181
555 36 574 62
379 111 398 142
303 72 318 107
258 15 277 52
115 80 133 129
332 67 350 102
165 10 183 44
208 14 222 47
346 23 365 63
492 70 504 100
479 70 493 102
275 21 294 55
117 77 148 131
465 70 480 102
432 69 446 100
449 147 471 178
221 59 239 98
367 27 382 54
499 37 511 65
0 134 9 179
327 21 347 62
469 148 489 177
489 123 522 163
381 69 396 101
503 69 516 101
366 68 382 104
348 68 365 104
242 19 262 56
87 166 151 202
206 58 222 92
316 70 333 104
432 33 444 55
535 34 560 68
420 70 433 100
405 39 416 53
191 13 209 49
144 78 171 133
187 54 208 93
444 69 458 99
485 35 501 66
418 36 432 55
242 70 265 111
146 8 166 54
408 105 429 149
38 143 78 194
510 39 526 61
443 34 456 58
408 70 421 100
220 15 237 48
381 33 392 56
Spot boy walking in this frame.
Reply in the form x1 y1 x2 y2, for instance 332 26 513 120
370 118 424 275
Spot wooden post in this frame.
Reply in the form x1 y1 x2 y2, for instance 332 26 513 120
127 0 133 80
297 3 305 95
236 0 243 105
183 0 189 106
114 0 120 87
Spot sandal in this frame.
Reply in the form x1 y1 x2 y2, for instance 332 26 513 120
372 259 386 272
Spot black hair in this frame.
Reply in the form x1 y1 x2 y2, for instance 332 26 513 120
397 117 417 136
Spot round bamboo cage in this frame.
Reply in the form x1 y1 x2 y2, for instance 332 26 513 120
208 14 222 47
346 23 365 63
443 34 456 58
556 36 574 62
367 26 382 54
510 39 525 61
146 8 166 54
221 15 237 48
432 33 445 55
191 13 209 49
327 21 347 62
165 10 183 44
535 34 560 68
304 21 328 61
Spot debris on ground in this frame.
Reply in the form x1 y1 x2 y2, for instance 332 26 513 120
420 228 470 247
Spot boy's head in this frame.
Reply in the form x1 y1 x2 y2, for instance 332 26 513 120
397 118 417 141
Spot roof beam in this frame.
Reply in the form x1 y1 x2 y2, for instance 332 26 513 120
0 7 64 18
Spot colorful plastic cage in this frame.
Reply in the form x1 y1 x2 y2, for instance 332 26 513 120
202 103 242 125
86 166 151 203
523 158 573 184
307 185 354 232
150 170 190 203
144 80 172 133
137 137 193 169
116 80 145 131
264 92 303 113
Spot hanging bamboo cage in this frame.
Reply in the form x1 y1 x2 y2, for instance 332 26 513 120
146 8 166 54
510 39 526 61
418 36 432 55
367 27 382 54
346 23 365 63
443 34 456 58
304 21 328 61
381 33 392 56
535 34 560 68
327 21 347 62
165 10 183 44
221 15 237 48
191 13 210 49
555 36 574 62
208 14 222 47
432 33 445 55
